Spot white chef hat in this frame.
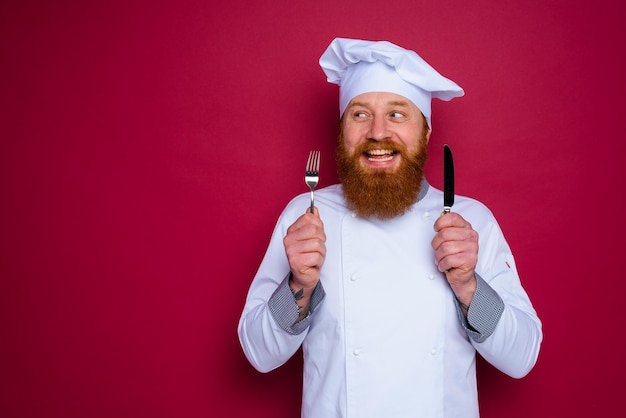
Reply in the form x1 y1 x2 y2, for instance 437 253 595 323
319 37 464 128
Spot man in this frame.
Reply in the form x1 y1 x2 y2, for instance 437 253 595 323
238 37 542 418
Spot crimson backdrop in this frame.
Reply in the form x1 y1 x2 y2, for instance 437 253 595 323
2 1 624 417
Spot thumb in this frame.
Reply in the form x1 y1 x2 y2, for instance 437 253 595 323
305 206 320 217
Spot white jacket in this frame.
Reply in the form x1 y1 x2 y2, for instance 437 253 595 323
238 182 542 418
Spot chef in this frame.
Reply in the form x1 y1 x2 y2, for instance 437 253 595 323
238 37 542 418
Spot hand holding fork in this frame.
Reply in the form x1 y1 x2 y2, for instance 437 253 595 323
282 151 324 319
305 151 320 214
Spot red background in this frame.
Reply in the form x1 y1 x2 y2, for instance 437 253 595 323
1 1 624 417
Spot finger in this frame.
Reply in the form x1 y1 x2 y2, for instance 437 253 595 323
437 248 478 277
286 241 325 272
432 224 478 251
286 232 326 254
437 251 469 271
434 232 477 258
284 217 326 253
288 212 324 235
433 212 470 232
286 238 326 279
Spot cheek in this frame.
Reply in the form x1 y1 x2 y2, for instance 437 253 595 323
399 125 425 154
402 140 419 155
341 126 363 153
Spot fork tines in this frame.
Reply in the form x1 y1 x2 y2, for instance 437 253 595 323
306 150 320 176
305 150 320 214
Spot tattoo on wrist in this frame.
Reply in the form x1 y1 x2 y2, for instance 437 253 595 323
292 287 304 301
290 286 309 320
457 299 470 317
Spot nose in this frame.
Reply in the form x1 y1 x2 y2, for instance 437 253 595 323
367 114 390 141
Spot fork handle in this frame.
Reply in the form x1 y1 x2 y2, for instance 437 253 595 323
309 190 315 214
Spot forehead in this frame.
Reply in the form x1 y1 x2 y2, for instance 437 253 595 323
347 91 421 112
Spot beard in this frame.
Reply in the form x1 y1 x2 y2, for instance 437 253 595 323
336 129 429 220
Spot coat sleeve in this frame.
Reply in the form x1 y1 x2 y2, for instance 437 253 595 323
468 212 543 378
237 206 325 373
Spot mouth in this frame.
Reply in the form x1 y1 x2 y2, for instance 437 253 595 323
364 149 399 162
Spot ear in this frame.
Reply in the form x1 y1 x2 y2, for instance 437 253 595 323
425 128 432 144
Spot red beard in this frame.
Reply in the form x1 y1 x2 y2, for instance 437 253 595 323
336 133 429 220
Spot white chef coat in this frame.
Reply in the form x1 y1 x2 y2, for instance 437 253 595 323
238 182 542 418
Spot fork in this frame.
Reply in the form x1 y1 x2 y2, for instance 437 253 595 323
305 150 320 214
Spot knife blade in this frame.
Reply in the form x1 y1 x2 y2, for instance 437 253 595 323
443 144 454 214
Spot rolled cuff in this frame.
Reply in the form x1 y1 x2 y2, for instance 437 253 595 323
457 274 504 343
268 273 326 335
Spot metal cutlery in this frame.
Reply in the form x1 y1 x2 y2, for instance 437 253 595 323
443 144 454 215
305 151 320 214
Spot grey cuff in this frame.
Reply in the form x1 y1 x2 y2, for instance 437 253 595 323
456 274 504 343
268 273 326 335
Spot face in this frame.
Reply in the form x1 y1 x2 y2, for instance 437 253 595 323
340 92 431 174
337 92 432 219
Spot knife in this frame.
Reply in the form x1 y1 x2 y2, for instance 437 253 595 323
443 144 454 215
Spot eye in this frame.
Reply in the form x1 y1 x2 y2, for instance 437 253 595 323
352 110 368 119
390 111 405 119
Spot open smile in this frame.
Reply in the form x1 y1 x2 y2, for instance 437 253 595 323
365 149 399 162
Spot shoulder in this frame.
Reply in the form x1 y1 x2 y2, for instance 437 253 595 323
424 184 498 228
279 184 348 222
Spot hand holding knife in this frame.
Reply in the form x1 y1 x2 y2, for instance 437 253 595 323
434 143 479 310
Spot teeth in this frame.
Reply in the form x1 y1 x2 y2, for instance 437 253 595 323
368 154 393 162
368 149 393 156
366 149 396 162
